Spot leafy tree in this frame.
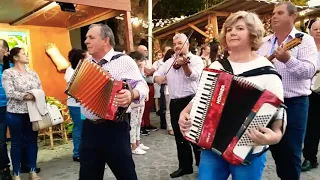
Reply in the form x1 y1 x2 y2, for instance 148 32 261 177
152 0 224 19
131 0 161 19
278 0 309 6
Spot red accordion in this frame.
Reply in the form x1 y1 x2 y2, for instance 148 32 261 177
185 68 283 165
65 60 126 121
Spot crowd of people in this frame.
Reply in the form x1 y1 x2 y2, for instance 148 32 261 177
0 1 319 180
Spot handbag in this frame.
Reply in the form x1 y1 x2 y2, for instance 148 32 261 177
32 103 64 131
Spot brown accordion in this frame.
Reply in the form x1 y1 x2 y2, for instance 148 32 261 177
65 60 128 121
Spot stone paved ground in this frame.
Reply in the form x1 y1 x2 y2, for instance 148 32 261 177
17 113 320 180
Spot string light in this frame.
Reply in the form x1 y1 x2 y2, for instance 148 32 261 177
115 14 189 28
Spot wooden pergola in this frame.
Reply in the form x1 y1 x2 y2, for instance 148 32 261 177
0 0 134 51
153 0 306 50
0 0 134 149
297 7 320 27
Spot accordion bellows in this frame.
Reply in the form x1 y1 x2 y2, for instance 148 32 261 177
65 60 124 120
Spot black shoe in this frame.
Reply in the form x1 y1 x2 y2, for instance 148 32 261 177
170 168 193 178
73 157 80 162
160 126 167 130
144 125 158 131
140 129 150 136
0 167 12 180
20 166 41 173
302 159 318 172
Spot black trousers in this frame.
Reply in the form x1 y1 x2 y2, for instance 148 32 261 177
79 118 137 180
170 95 201 171
303 92 320 163
159 84 167 129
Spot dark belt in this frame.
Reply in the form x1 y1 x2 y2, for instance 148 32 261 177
171 94 195 103
87 118 106 124
86 113 130 124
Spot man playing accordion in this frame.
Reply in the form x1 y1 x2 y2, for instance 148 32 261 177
78 24 149 180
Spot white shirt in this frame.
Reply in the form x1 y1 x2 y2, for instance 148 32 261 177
153 52 204 99
257 28 318 98
64 66 80 107
208 56 286 153
153 59 164 70
81 49 149 120
153 59 169 95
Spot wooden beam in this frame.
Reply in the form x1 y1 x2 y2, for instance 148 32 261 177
188 23 208 37
206 11 231 17
68 10 119 30
124 11 134 52
10 2 57 25
47 0 131 11
156 16 208 39
209 15 219 39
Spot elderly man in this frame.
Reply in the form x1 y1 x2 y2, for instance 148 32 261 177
154 33 203 178
79 24 149 180
257 2 318 179
302 20 320 172
138 44 158 134
138 45 148 57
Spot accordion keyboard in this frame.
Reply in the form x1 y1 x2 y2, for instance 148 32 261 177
187 70 218 141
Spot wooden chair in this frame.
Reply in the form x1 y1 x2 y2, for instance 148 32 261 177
38 106 71 149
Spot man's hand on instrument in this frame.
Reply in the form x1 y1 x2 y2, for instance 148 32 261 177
102 70 112 77
176 56 187 65
247 126 282 145
114 89 132 107
274 47 290 63
178 112 192 136
176 54 189 66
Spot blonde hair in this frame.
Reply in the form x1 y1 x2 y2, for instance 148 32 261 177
219 11 265 51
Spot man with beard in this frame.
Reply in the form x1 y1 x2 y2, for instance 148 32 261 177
154 33 203 178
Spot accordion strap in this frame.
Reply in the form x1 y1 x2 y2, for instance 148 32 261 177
217 58 282 80
97 53 126 67
110 53 126 61
217 58 233 74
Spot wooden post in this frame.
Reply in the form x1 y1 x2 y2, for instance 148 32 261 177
49 127 54 150
124 11 134 52
210 15 219 39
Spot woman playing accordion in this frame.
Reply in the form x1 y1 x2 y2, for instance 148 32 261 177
179 11 287 180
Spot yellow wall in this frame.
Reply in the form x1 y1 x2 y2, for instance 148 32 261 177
0 23 71 102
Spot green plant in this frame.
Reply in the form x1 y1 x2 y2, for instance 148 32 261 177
65 122 74 134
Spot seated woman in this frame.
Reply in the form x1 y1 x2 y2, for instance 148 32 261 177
178 11 286 180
